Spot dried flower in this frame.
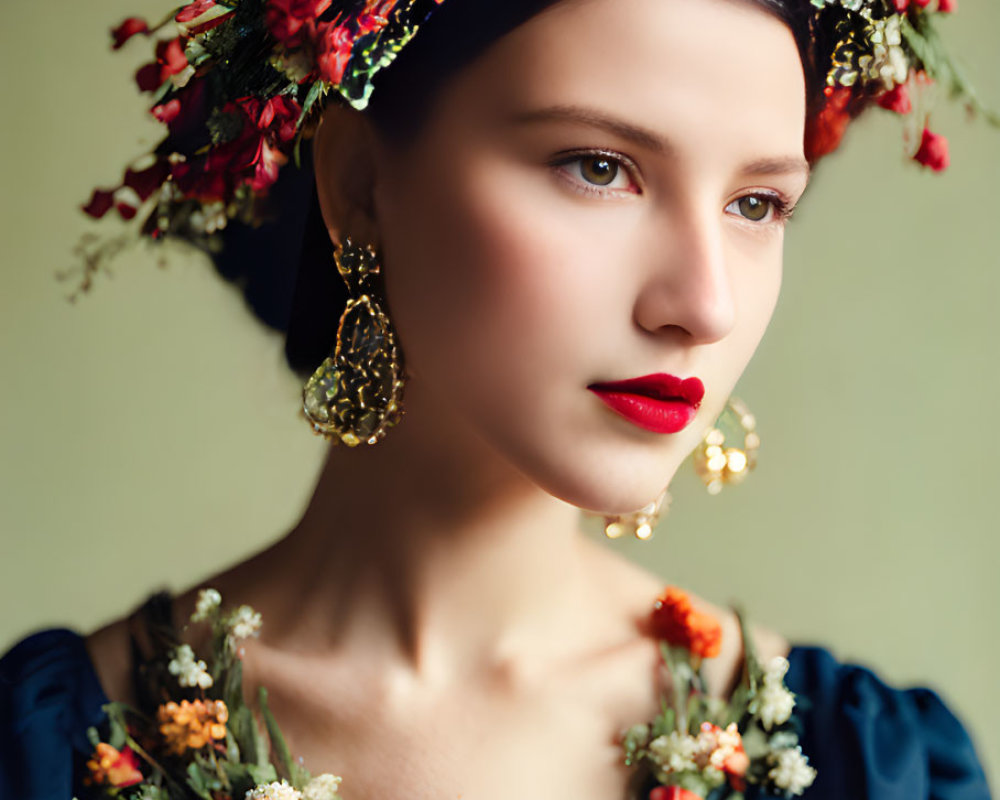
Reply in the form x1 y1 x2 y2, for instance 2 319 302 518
168 644 214 689
914 127 950 171
229 604 263 642
303 773 343 800
246 780 304 800
768 747 817 795
85 742 144 787
650 587 722 659
192 587 222 621
758 656 796 730
805 86 853 162
648 731 700 773
157 698 229 755
877 83 912 114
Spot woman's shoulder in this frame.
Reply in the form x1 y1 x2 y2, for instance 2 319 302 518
783 645 991 799
0 628 109 799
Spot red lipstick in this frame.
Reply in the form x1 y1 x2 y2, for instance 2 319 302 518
588 374 705 434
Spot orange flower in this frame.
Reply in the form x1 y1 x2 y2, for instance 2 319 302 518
85 742 143 788
157 698 229 755
650 586 722 659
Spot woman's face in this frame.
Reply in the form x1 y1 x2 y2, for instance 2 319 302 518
368 0 809 513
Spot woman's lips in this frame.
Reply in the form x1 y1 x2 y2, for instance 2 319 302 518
588 374 705 434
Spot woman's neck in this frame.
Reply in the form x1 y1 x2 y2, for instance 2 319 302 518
238 382 599 684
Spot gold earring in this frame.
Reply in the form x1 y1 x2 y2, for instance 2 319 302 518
302 238 405 446
603 488 671 541
692 397 759 494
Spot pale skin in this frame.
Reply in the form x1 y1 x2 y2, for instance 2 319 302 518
88 0 809 797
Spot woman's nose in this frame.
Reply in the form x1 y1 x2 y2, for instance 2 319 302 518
632 209 736 345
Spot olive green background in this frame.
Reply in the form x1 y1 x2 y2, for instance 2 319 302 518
2 0 998 788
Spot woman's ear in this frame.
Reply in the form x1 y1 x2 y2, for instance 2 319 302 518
312 103 380 247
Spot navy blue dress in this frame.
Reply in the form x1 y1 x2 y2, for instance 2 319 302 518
0 630 991 799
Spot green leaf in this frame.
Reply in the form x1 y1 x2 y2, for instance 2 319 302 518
86 726 101 748
248 763 279 785
259 686 305 785
298 81 328 129
185 762 216 800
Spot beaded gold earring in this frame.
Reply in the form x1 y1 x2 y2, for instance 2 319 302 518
602 488 671 541
692 397 759 494
302 238 405 446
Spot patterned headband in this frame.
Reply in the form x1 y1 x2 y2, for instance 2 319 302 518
79 0 995 286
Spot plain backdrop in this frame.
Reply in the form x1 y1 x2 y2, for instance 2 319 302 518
2 0 998 788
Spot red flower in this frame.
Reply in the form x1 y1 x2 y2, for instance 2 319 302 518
650 587 722 659
804 86 853 162
357 0 399 35
938 0 956 11
266 0 333 47
649 788 703 800
913 127 949 171
111 17 150 49
877 83 912 114
135 38 189 92
85 743 143 788
176 0 219 22
82 189 115 219
316 22 356 85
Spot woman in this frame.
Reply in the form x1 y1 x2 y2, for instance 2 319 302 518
1 0 995 797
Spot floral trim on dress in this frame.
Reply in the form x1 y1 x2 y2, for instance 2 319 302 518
81 587 812 800
622 587 815 800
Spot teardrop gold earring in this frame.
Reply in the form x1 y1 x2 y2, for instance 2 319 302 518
302 238 405 446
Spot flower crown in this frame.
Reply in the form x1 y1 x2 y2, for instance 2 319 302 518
79 0 994 279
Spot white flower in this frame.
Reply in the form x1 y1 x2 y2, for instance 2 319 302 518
302 774 343 800
769 747 817 795
167 644 213 689
758 656 796 730
648 731 700 773
229 605 263 641
192 588 222 622
246 780 303 800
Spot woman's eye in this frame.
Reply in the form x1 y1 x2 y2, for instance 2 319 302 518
553 152 638 194
578 156 620 186
725 194 791 224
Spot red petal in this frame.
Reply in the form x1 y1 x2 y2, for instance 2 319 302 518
151 99 182 124
82 189 115 219
135 63 165 93
111 17 149 50
914 127 949 172
124 161 169 201
175 0 217 22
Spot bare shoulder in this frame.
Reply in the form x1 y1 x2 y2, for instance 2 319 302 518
580 538 789 697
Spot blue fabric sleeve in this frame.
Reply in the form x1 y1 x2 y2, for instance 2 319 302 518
0 629 109 800
785 646 991 800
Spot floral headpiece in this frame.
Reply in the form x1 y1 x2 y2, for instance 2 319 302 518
79 0 994 281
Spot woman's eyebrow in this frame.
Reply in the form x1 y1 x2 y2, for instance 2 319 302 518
510 104 811 180
510 104 671 154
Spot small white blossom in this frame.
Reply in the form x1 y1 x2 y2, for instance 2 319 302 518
758 656 796 730
302 774 343 800
192 588 222 622
167 644 213 689
229 604 263 641
648 731 700 773
246 780 303 800
769 747 817 795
